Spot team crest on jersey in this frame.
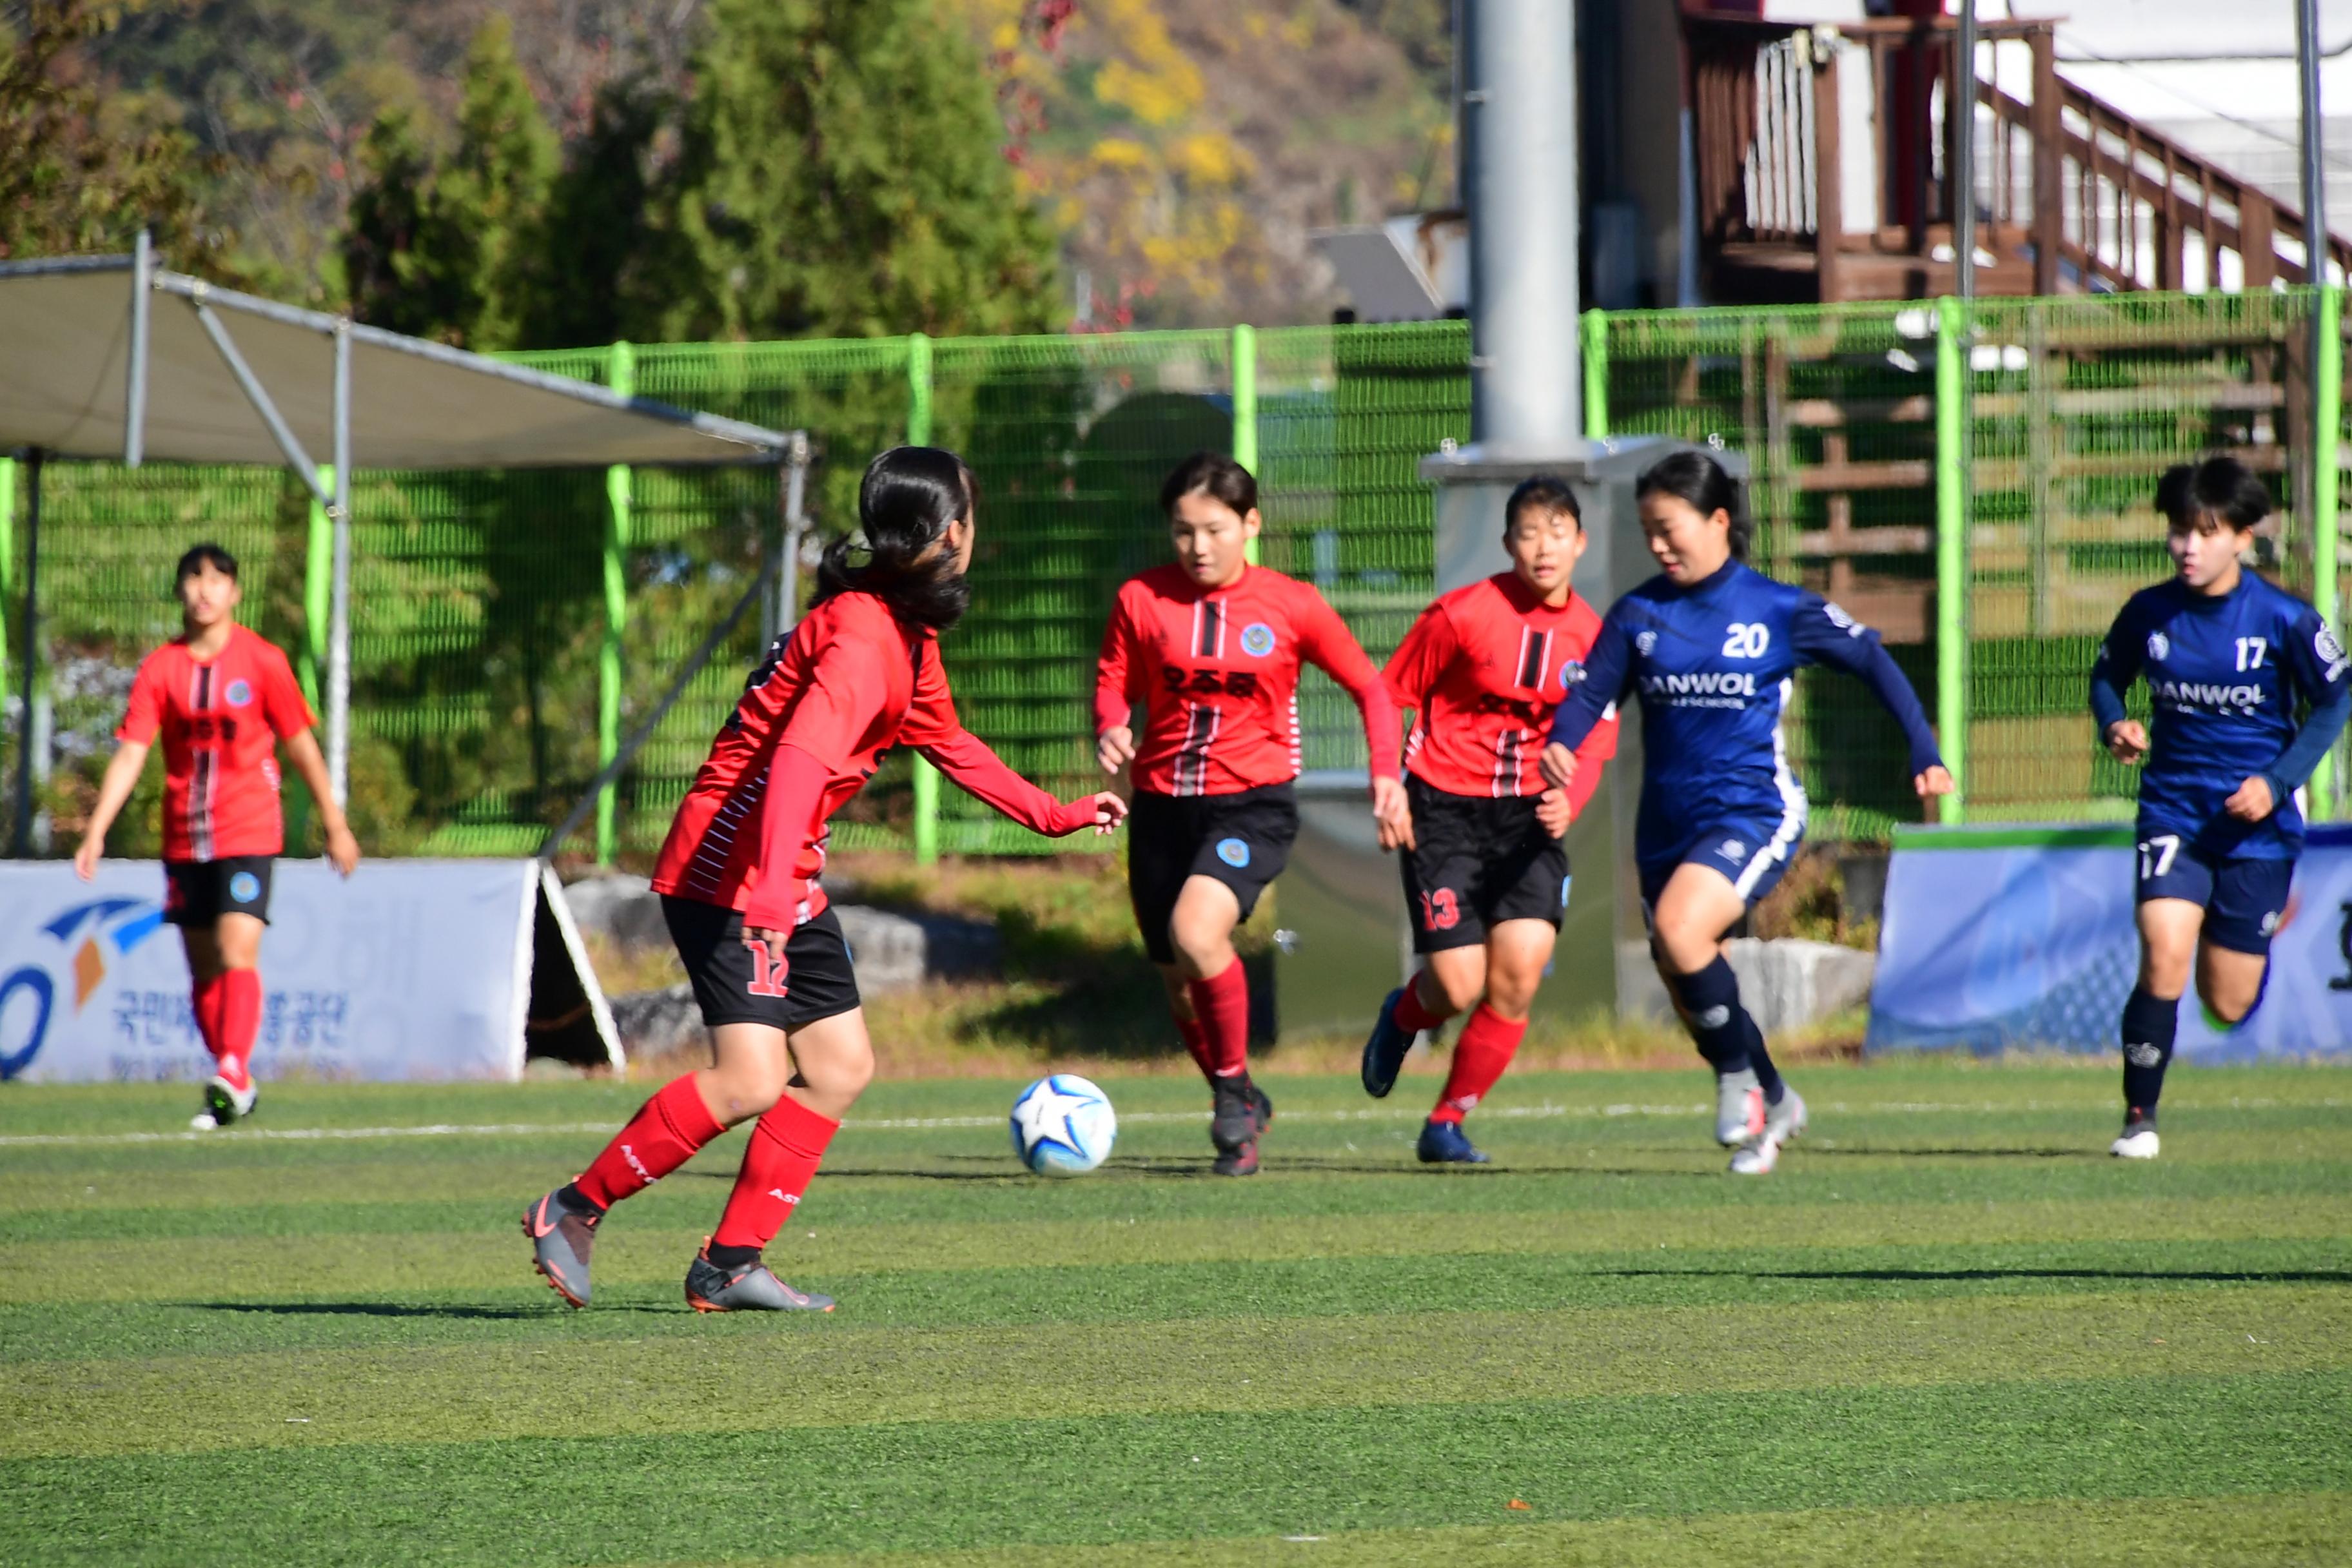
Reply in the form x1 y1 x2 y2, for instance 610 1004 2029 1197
2318 624 2349 679
1216 837 1252 868
1557 660 1585 691
1636 630 1659 656
1720 838 1748 863
224 679 254 707
1239 622 1277 658
1823 602 1865 638
2147 631 2170 661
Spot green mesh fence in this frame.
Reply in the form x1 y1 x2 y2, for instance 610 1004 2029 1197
5 295 2345 862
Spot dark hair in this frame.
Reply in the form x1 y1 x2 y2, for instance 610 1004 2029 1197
1504 475 1582 532
812 447 975 631
2156 457 2272 534
1159 451 1258 518
174 543 238 585
1635 449 1752 561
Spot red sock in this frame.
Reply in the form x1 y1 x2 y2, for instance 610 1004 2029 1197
1394 970 1451 1034
1431 1004 1525 1123
1185 960 1251 1079
1173 1013 1215 1083
191 973 226 1058
573 1075 726 1210
216 969 261 1091
711 1095 841 1252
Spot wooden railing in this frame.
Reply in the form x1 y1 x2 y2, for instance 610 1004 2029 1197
1685 10 2351 300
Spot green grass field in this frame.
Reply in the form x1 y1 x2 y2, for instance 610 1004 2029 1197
5 1060 2349 1565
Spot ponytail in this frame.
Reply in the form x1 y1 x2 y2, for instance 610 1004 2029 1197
812 446 976 631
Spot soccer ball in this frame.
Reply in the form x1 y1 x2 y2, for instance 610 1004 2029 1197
1010 1073 1117 1175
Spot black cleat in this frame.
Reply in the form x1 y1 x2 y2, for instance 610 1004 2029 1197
1360 987 1418 1098
1416 1117 1491 1165
684 1244 836 1312
1211 1076 1262 1176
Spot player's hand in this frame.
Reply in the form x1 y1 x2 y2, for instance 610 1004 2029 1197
72 835 101 881
2226 774 2277 821
1915 765 1955 799
1535 787 1573 839
1083 790 1128 836
1096 725 1135 774
2104 720 2150 765
1539 741 1578 792
324 824 361 877
743 926 792 985
1370 774 1413 852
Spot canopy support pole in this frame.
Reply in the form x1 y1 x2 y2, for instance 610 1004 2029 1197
328 320 352 808
186 298 332 511
777 431 809 639
12 449 41 858
123 231 151 469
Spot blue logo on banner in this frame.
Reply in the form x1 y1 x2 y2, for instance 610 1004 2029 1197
1239 623 1276 658
230 872 261 904
1216 838 1251 868
225 679 254 708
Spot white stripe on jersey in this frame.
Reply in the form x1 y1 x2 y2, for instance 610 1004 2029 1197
1734 678 1810 899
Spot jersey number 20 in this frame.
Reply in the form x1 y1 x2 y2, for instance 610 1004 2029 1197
1722 623 1770 659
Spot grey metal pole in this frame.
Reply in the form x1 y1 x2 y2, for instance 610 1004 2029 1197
1954 0 1978 303
2300 0 2329 286
12 450 39 857
124 231 151 468
777 431 810 638
328 319 352 808
1462 0 1582 454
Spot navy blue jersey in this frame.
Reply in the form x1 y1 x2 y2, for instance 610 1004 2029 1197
2090 574 2351 859
1550 560 1942 866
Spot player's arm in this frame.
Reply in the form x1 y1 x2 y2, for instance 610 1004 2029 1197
1549 701 1622 829
2232 611 2352 821
1298 589 1408 844
1373 605 1456 851
1093 589 1141 774
1541 613 1632 790
280 729 362 876
2090 601 2149 765
1791 596 1951 800
74 740 151 880
906 650 1126 837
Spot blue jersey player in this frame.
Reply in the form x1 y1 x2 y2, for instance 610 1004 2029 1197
2090 457 2350 1160
1545 451 1951 1173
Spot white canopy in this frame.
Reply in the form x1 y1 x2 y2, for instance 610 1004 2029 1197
0 255 789 467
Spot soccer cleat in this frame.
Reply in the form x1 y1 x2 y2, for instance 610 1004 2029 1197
1714 1068 1765 1146
684 1245 835 1313
522 1188 603 1308
1416 1118 1491 1165
1360 987 1418 1099
189 1112 220 1132
1211 1137 1260 1177
2111 1120 2161 1160
202 1073 257 1128
1248 1080 1275 1136
1728 1135 1781 1175
1761 1085 1808 1147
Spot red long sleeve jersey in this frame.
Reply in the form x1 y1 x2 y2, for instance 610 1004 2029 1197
117 625 316 861
1384 574 1620 805
654 592 1065 919
1095 564 1401 797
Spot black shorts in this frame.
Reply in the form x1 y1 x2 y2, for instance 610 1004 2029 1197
2135 838 2295 957
662 896 863 1033
1400 776 1570 953
162 856 274 927
1128 785 1300 965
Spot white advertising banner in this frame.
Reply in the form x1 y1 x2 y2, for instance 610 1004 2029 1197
0 858 610 1083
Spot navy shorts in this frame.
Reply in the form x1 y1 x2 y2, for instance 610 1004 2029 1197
1638 814 1804 919
2135 837 2295 956
662 896 862 1033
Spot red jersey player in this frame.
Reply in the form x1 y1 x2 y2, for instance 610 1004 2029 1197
1359 476 1620 1163
1095 452 1406 1175
74 544 361 1130
525 447 1125 1313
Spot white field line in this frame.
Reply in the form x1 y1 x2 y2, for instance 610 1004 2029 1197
0 1096 2337 1149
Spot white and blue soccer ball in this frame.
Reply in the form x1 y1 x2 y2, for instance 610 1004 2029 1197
1010 1073 1117 1175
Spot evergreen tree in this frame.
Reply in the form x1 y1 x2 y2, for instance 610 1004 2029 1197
644 0 1060 341
343 16 554 349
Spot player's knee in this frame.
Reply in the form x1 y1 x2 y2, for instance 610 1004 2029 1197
1167 915 1233 976
704 1059 792 1122
1427 962 1484 1014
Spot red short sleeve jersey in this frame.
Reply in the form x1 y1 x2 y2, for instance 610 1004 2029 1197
117 624 315 861
652 593 948 914
1384 574 1619 799
1094 564 1401 798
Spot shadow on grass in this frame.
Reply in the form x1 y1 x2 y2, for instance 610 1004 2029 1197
190 1301 569 1320
1594 1267 2352 1285
1807 1145 2101 1160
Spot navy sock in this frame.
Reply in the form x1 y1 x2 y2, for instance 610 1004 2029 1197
1671 958 1752 1076
2121 986 2179 1124
706 1242 762 1270
1740 1012 1785 1105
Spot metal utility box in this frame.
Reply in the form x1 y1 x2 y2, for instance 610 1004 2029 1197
1273 438 1748 1041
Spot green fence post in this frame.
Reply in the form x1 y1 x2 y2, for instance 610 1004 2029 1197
598 341 636 865
1233 322 1260 565
906 333 942 864
2314 286 2343 818
1934 295 1969 825
287 462 334 848
1581 309 1609 439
